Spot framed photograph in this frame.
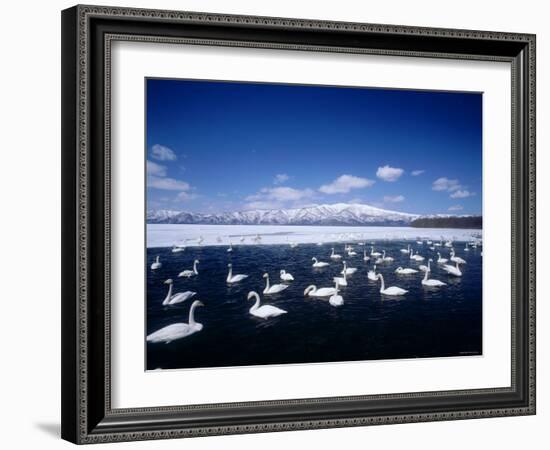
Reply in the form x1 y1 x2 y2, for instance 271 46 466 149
61 5 536 444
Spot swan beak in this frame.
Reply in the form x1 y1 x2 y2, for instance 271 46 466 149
247 291 255 300
196 301 204 307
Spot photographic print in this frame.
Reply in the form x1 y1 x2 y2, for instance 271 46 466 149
145 79 483 371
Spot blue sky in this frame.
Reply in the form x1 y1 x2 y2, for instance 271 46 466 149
146 78 482 215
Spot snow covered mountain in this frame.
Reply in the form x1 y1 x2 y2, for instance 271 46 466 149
147 203 420 226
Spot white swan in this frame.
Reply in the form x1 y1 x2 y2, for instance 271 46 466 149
377 274 408 296
421 260 447 287
150 256 162 270
146 300 204 344
410 249 424 261
370 246 382 257
450 250 467 265
161 279 196 306
400 244 411 254
304 285 337 298
329 281 344 307
367 265 378 281
341 261 357 275
330 248 342 260
333 270 347 287
395 267 418 275
416 240 423 245
280 270 294 281
381 250 394 262
227 243 233 253
437 252 448 264
263 273 289 294
442 260 463 276
171 245 185 253
247 291 287 319
178 259 199 278
363 250 370 262
347 249 357 257
312 257 329 268
226 263 248 284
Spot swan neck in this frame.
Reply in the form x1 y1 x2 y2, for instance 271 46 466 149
265 275 270 290
227 266 232 281
189 302 199 326
163 283 172 305
379 274 385 291
250 293 260 311
193 261 198 274
423 269 428 281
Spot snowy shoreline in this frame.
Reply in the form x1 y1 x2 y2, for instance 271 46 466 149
147 224 482 249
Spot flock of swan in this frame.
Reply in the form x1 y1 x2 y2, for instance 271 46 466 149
146 237 481 344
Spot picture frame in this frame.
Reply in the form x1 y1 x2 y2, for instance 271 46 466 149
61 4 536 444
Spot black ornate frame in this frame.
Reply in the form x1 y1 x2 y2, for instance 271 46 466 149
61 4 536 444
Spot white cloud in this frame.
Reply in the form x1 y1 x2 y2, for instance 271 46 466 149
273 173 290 185
432 177 461 192
448 205 464 211
174 191 198 202
247 186 314 202
411 170 425 176
384 195 405 203
146 160 166 177
450 189 474 199
147 175 190 191
319 174 375 194
376 165 404 182
151 144 177 161
244 186 315 210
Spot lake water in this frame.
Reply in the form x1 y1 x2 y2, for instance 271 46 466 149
146 237 482 370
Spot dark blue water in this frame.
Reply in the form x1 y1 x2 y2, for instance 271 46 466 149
146 241 482 370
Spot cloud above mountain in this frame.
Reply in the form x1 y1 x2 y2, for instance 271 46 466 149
319 174 375 194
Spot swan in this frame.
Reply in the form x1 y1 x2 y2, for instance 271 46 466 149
341 261 357 275
377 274 408 296
226 263 248 284
367 265 378 281
263 273 289 294
312 257 329 268
419 258 433 273
464 246 470 252
444 240 453 248
333 270 347 287
450 250 467 264
171 245 185 253
329 281 344 307
289 242 298 248
146 300 204 344
347 250 357 257
410 249 424 261
280 270 294 281
427 240 433 245
304 285 337 298
370 246 382 257
150 256 162 270
381 250 394 262
421 260 447 287
247 291 287 319
400 244 411 254
178 259 199 278
363 250 370 262
161 279 196 306
416 240 423 245
227 243 233 253
437 252 448 264
442 260 463 276
330 248 342 260
395 267 418 275
434 240 442 247
374 257 384 265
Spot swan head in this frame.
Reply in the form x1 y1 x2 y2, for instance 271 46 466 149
194 259 199 264
304 285 316 296
280 270 285 275
191 300 204 308
247 291 259 301
263 273 269 279
227 263 232 267
164 279 173 285
429 258 433 262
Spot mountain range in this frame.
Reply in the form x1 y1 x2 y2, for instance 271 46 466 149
147 203 423 226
